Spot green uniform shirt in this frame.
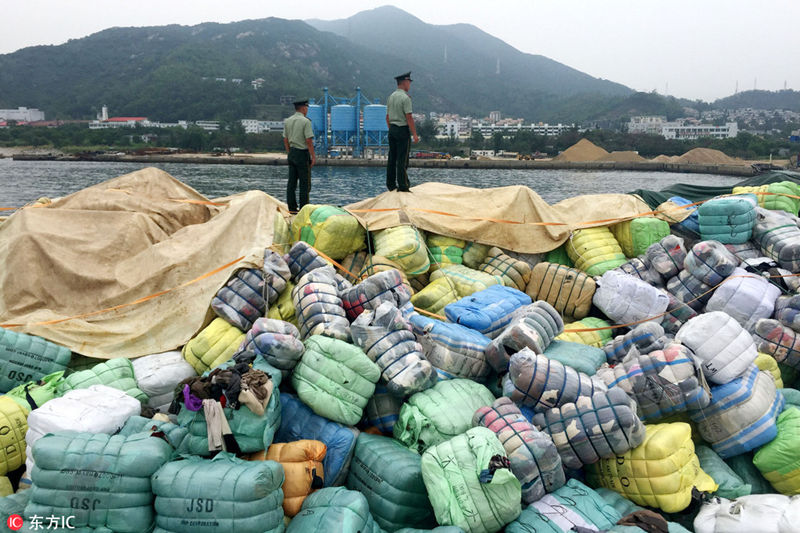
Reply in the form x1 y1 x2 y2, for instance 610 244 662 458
283 112 314 150
387 88 412 126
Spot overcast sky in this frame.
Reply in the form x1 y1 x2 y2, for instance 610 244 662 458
3 0 797 102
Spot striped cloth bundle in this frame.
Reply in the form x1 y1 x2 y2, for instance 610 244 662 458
443 285 531 338
660 290 699 334
474 397 565 504
286 240 330 282
526 262 596 321
752 207 800 272
752 318 800 370
485 301 563 373
504 348 606 413
237 317 305 379
350 301 436 397
689 364 784 458
532 387 646 470
292 265 350 341
602 322 669 364
774 294 800 332
666 269 714 311
478 247 532 291
684 240 740 286
645 234 688 280
340 269 412 321
597 343 711 420
615 256 663 287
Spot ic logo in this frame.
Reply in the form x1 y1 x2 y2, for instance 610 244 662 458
6 514 23 530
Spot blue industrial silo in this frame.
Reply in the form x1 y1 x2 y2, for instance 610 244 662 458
363 104 388 146
330 104 357 147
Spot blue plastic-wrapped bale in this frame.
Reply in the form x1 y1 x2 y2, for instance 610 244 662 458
286 240 329 282
152 453 284 533
597 343 711 420
542 340 606 376
698 195 757 244
276 393 359 487
341 269 412 321
603 322 669 364
485 301 563 373
25 432 173 533
351 302 436 397
211 250 290 332
474 397 565 504
752 207 800 272
504 348 606 413
667 196 701 237
688 364 784 458
363 385 403 434
407 311 492 381
346 433 437 531
286 486 381 533
293 265 350 341
684 240 741 286
593 270 669 326
706 267 781 331
237 317 305 379
532 387 646 470
444 285 531 339
505 479 622 533
0 328 71 393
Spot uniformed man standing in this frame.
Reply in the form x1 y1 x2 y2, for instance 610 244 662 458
385 72 419 192
283 99 316 212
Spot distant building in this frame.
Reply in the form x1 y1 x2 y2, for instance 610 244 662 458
280 95 296 106
194 120 220 132
89 117 148 129
529 123 573 136
661 121 738 140
251 78 265 90
628 116 666 135
790 130 800 143
241 119 284 134
0 107 45 122
231 78 243 84
489 111 502 123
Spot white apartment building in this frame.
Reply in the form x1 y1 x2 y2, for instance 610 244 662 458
628 116 666 135
662 122 738 140
241 119 284 134
0 107 45 122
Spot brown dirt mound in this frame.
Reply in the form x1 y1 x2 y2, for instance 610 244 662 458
651 154 679 163
553 138 609 162
674 147 743 166
599 151 646 162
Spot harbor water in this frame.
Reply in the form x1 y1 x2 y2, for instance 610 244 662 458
0 158 743 208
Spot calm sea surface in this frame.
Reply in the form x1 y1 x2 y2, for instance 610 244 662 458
0 158 743 208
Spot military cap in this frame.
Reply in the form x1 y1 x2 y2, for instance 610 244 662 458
394 72 413 82
293 99 310 107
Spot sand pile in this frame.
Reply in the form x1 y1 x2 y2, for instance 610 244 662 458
553 139 609 162
674 148 742 166
599 151 646 162
651 154 680 163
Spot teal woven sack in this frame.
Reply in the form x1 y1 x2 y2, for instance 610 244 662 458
56 358 147 401
695 445 751 499
0 328 71 393
286 487 381 533
152 453 284 533
25 431 173 533
346 433 437 531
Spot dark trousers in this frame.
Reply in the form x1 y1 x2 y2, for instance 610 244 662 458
287 148 311 212
387 124 411 191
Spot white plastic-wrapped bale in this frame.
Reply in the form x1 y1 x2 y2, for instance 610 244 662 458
503 348 606 412
676 311 758 384
485 301 563 373
705 268 781 331
684 240 740 286
293 265 350 341
593 270 670 326
532 387 646 470
597 343 711 420
132 351 197 412
602 322 669 364
350 302 436 397
694 493 800 533
237 318 305 379
645 234 687 281
752 206 800 272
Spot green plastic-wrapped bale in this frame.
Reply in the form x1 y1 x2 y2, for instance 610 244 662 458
373 226 430 276
421 427 521 533
152 453 284 533
286 487 381 533
25 432 173 533
56 358 147 402
393 379 495 454
427 234 465 268
695 445 751 499
5 371 64 411
611 217 671 258
753 407 800 495
566 227 627 276
346 433 437 531
292 204 366 260
0 328 71 393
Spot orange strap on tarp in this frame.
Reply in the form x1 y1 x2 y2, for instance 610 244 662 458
0 255 246 329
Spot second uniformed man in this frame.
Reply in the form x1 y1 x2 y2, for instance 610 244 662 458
282 99 316 212
385 71 419 192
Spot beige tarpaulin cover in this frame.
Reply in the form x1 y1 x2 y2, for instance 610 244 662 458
346 182 651 254
0 168 288 359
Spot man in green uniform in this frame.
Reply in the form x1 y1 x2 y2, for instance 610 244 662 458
385 72 419 192
283 99 316 212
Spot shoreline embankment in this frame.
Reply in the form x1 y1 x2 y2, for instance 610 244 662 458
10 152 758 177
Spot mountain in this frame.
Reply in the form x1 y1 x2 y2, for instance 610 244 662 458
712 90 800 111
0 6 676 123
